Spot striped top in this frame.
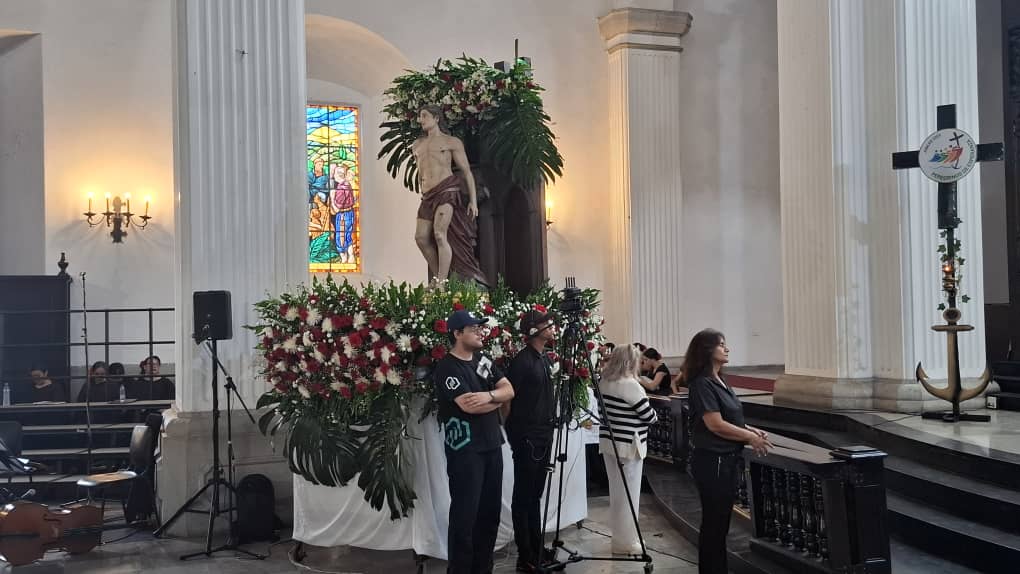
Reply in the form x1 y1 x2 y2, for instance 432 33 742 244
597 376 658 459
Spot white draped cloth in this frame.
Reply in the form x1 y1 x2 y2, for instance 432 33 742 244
293 412 588 560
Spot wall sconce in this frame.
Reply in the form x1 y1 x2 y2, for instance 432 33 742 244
545 198 554 228
84 192 151 243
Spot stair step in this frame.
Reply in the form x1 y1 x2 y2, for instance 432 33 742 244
884 456 1020 534
22 447 129 459
887 492 1020 572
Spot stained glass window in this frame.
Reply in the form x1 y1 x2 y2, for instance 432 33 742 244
307 104 361 273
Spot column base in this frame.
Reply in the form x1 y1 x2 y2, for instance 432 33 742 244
773 374 997 413
157 408 292 537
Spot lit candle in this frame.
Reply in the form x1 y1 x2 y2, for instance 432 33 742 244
87 191 93 212
144 195 151 217
105 192 111 212
545 198 554 223
125 193 131 213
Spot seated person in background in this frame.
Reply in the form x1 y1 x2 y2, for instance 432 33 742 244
28 366 68 403
129 355 175 400
108 362 129 396
633 342 650 377
638 348 672 396
77 361 119 403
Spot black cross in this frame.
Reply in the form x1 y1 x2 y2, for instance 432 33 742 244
892 104 1003 231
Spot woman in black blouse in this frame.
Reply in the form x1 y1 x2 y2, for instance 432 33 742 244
638 347 672 395
681 329 773 574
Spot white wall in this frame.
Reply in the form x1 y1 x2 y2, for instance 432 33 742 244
0 32 44 275
0 1 175 368
675 0 783 365
977 0 1008 305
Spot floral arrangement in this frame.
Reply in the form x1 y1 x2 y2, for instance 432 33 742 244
252 276 604 519
378 56 564 192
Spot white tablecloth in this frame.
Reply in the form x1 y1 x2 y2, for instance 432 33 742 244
293 412 588 560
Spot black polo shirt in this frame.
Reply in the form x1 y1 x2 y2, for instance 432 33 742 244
433 351 506 454
689 372 746 454
505 345 554 443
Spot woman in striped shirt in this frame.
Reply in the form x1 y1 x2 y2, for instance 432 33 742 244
597 344 658 556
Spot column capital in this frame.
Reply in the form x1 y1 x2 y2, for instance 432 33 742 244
598 8 692 54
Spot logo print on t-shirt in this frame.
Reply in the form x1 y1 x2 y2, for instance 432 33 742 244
445 376 461 391
476 356 492 379
445 417 471 451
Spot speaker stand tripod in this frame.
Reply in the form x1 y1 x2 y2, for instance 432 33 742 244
153 336 264 561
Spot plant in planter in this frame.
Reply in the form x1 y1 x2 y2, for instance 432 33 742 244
378 56 564 191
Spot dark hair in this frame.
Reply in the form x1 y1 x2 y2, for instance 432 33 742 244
419 105 450 134
141 355 161 371
632 342 647 352
108 362 126 376
29 364 47 374
605 342 616 351
91 361 108 372
679 329 725 384
642 348 662 361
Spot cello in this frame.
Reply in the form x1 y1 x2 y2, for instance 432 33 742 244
0 501 103 566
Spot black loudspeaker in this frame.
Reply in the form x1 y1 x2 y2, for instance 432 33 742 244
193 291 232 342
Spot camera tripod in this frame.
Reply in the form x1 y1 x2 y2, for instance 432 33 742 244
153 331 264 561
538 279 653 573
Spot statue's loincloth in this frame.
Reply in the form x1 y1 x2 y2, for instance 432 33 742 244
417 175 488 286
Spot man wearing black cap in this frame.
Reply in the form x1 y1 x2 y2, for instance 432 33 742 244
434 309 515 574
505 309 556 572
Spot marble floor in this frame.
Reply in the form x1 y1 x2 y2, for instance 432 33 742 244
8 496 699 574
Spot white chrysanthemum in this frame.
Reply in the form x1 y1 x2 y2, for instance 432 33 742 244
397 334 413 352
343 344 356 359
353 312 366 328
386 369 401 386
380 347 393 365
329 381 343 391
297 385 311 399
305 307 322 326
321 317 334 333
486 317 498 328
370 331 381 344
373 369 387 384
331 353 341 365
299 360 308 371
491 346 504 359
313 349 326 363
302 331 314 347
282 336 298 351
285 307 300 321
385 321 401 338
274 361 287 371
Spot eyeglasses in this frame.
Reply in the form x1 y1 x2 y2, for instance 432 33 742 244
463 325 486 333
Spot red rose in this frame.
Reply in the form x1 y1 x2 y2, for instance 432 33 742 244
355 382 368 395
298 308 309 322
434 320 448 334
586 341 595 351
278 304 290 317
431 345 447 360
262 337 273 348
348 332 363 347
359 298 371 310
369 381 381 392
453 302 465 311
411 338 423 351
274 381 289 392
578 367 591 379
371 317 388 330
339 386 353 399
490 327 501 338
317 343 330 355
484 304 495 315
306 359 321 373
337 315 354 329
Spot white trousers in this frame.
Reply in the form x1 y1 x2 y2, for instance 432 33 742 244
602 452 644 553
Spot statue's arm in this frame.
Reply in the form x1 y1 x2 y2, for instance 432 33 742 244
450 138 477 216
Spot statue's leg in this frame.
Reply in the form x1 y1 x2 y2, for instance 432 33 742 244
432 204 454 282
414 218 439 281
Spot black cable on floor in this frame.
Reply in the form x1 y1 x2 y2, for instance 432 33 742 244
579 524 698 566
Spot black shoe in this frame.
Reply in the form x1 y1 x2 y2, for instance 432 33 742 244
515 560 539 573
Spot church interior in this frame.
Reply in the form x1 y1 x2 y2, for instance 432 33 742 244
1 0 1018 572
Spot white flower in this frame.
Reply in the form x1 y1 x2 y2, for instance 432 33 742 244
282 336 298 351
274 361 287 371
331 353 341 365
370 331 381 344
313 349 326 363
491 346 504 359
380 347 393 365
305 307 322 326
374 369 387 384
330 381 344 391
321 317 334 333
302 331 314 347
486 317 498 328
297 385 311 399
285 307 300 321
353 312 366 328
386 369 401 386
344 344 356 359
385 322 401 338
299 360 308 371
466 105 478 114
397 334 413 352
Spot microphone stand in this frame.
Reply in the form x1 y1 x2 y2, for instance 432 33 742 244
80 272 95 475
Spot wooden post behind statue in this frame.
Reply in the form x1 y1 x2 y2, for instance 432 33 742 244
411 105 489 287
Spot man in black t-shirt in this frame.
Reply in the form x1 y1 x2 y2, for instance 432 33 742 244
505 309 556 572
433 310 515 574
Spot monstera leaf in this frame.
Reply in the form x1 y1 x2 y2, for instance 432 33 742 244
356 392 416 520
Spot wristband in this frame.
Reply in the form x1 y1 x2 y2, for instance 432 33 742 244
489 390 496 402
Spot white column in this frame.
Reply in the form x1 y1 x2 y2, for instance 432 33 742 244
173 0 307 413
776 0 988 411
599 8 691 357
160 0 306 535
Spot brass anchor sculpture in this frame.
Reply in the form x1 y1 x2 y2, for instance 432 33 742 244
915 306 992 422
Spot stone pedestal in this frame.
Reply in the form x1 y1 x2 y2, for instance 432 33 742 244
598 8 691 356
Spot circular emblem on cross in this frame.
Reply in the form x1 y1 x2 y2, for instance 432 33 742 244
918 128 978 184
